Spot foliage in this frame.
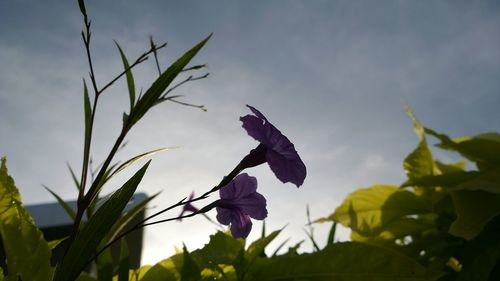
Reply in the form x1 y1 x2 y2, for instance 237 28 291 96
1 0 499 280
317 108 500 281
0 158 53 281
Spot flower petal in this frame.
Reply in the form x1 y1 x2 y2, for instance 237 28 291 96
266 148 306 187
220 173 257 200
240 114 269 145
216 206 233 225
234 192 268 220
246 104 268 122
230 210 252 238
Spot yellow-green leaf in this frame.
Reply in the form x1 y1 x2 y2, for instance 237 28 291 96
317 185 432 236
403 139 434 181
0 157 53 281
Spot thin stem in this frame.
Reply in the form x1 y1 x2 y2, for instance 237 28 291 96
78 21 98 202
67 21 166 258
149 36 163 77
78 157 245 273
169 99 206 111
98 43 167 95
83 205 213 275
66 126 130 258
141 207 210 227
163 73 209 97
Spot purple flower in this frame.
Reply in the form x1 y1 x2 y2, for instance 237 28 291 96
216 173 267 238
240 105 306 187
177 192 199 221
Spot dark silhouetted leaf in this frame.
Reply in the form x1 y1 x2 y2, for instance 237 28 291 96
449 190 500 240
130 34 211 125
118 239 130 281
327 222 337 246
457 227 500 281
181 245 200 281
115 42 136 111
43 185 76 220
54 161 150 281
96 247 113 281
107 192 159 241
77 0 87 16
67 162 81 191
246 228 282 260
245 242 442 281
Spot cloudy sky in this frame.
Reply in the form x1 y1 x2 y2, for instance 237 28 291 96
1 0 500 265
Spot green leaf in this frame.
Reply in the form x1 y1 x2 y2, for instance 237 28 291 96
105 147 175 184
246 228 283 260
449 190 500 240
351 215 437 243
181 245 200 281
453 168 500 193
118 239 130 281
43 185 76 220
285 240 304 256
77 0 87 16
401 171 480 189
403 139 434 181
326 222 337 246
457 226 500 281
97 247 113 281
107 192 159 242
130 34 212 125
402 168 500 194
425 128 500 166
271 238 291 257
82 80 92 181
48 237 68 250
192 231 245 267
83 79 92 146
435 160 465 174
245 242 443 281
117 266 152 281
54 161 150 281
67 162 81 191
115 42 136 111
0 157 53 281
76 272 98 281
316 185 432 236
141 255 182 281
404 105 425 140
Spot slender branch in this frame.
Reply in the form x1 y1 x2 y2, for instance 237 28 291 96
78 157 244 274
98 42 167 95
181 64 207 72
78 21 98 202
68 17 166 257
163 73 209 97
169 99 206 111
67 125 130 258
83 204 215 275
